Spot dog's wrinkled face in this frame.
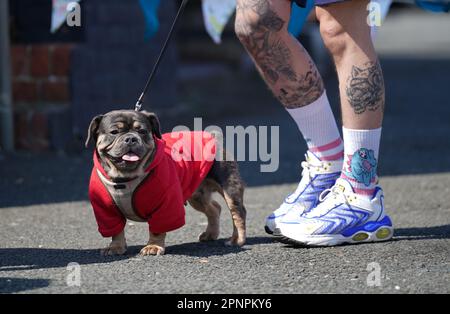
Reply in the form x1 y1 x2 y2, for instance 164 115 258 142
86 110 161 180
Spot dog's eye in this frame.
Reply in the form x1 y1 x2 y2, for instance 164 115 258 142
137 129 148 135
110 130 119 135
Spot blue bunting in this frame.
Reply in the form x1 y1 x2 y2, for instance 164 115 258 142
288 0 314 37
139 0 161 40
415 1 450 13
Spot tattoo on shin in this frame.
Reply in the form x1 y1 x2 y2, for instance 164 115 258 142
235 0 324 109
278 62 324 109
346 61 385 114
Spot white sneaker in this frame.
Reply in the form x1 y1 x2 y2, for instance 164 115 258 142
275 178 394 246
264 151 342 235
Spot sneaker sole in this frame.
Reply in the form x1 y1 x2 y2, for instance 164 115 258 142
264 225 274 235
274 224 394 247
265 226 295 245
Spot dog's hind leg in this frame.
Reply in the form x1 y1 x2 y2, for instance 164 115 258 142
222 181 247 247
189 183 222 242
205 159 247 246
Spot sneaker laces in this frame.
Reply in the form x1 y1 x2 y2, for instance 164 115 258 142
319 185 348 203
287 154 340 210
300 160 314 184
284 156 317 205
299 153 327 184
285 168 310 204
302 185 349 218
296 154 325 192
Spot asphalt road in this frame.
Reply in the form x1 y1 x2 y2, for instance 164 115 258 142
0 7 449 294
0 172 449 294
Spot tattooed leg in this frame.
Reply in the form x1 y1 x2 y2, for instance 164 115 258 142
316 0 385 129
316 1 386 201
346 61 385 115
241 1 346 232
235 0 324 109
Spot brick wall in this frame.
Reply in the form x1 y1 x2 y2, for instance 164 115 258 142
11 44 73 151
9 0 178 152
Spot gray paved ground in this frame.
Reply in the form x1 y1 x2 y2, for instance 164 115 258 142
0 173 449 294
0 7 449 294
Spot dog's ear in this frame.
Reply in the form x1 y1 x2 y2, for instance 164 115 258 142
142 111 162 139
85 115 103 148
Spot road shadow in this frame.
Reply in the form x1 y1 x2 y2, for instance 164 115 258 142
0 277 50 294
393 225 450 241
0 237 275 271
166 236 276 257
0 247 130 272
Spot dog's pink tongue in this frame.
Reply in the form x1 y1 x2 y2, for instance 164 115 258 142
122 153 140 162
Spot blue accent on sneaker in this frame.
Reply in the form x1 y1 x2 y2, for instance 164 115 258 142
268 213 282 220
288 173 340 205
265 153 344 234
341 216 393 237
276 178 394 246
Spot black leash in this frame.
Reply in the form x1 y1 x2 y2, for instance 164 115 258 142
135 0 189 112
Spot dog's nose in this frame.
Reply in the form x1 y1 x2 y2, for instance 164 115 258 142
124 135 139 146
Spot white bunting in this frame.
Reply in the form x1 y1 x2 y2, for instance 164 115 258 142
202 0 237 44
50 0 81 33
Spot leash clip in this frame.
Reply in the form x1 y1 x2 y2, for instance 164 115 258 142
135 93 144 112
135 101 142 112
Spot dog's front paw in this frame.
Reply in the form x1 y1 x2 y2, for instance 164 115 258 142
140 245 165 256
100 244 127 256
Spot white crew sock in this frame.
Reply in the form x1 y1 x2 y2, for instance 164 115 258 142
340 127 382 197
286 91 343 161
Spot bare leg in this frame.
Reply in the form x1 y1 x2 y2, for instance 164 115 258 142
317 1 386 197
261 1 391 247
235 0 324 108
101 230 127 256
316 0 385 129
236 0 344 234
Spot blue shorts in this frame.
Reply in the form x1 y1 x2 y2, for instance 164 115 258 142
294 0 346 7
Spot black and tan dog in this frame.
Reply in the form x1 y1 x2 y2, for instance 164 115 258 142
86 110 246 256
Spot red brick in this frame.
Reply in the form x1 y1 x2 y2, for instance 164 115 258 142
51 44 73 76
42 80 70 102
13 111 50 151
30 46 50 77
31 112 50 151
13 81 38 103
14 112 31 150
11 45 30 77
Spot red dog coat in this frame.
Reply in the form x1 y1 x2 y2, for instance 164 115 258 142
89 131 216 237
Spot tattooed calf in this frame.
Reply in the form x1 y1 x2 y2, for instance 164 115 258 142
235 0 324 109
346 61 385 114
235 0 288 85
278 62 324 109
